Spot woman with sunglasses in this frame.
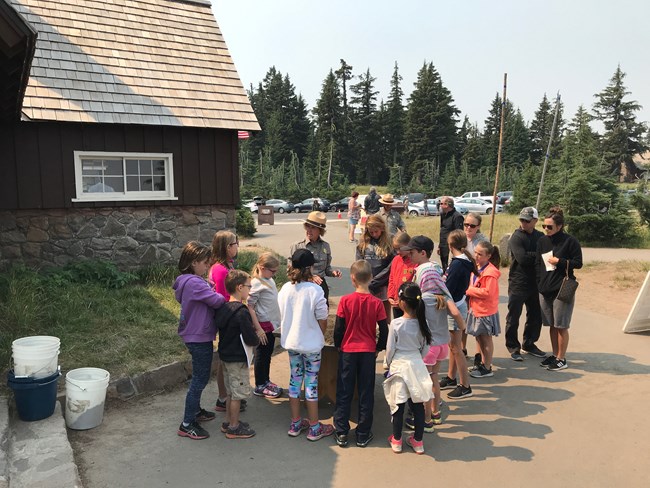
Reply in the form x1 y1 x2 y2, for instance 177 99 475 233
535 206 583 371
462 213 488 366
463 213 488 255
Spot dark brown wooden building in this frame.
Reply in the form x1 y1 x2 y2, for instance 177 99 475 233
0 0 259 268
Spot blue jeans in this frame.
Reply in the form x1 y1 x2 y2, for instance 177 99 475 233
183 342 214 424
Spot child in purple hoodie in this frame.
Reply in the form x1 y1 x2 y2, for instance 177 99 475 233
173 241 226 440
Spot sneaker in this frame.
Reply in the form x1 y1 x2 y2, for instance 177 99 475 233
287 418 310 437
510 352 524 362
540 355 556 367
356 431 374 447
225 422 256 439
406 435 425 455
253 383 281 399
405 418 435 432
221 420 249 433
388 435 402 453
306 422 334 442
470 364 494 378
215 398 247 412
177 422 209 440
522 345 547 358
447 384 473 399
439 376 458 390
334 432 349 448
196 408 216 422
266 382 283 395
547 358 568 371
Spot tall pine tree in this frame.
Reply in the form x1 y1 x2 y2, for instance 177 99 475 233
350 68 381 183
593 65 648 180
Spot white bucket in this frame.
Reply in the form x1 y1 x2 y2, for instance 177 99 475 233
12 336 61 379
65 368 110 430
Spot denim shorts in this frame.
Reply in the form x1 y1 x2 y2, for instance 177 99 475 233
448 299 468 332
540 293 575 329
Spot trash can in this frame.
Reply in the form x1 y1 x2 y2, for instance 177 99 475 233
258 205 274 225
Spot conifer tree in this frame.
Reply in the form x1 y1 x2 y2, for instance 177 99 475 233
385 62 406 168
404 62 459 185
593 65 648 180
350 68 380 183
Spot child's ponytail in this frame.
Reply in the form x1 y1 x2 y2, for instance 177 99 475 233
398 282 432 345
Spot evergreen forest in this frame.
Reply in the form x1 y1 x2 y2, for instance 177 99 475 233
239 62 650 244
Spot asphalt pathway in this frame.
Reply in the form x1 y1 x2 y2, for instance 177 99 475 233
70 213 650 488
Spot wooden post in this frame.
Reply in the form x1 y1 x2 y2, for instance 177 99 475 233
489 73 507 242
536 92 561 209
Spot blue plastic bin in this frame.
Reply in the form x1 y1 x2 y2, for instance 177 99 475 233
7 369 61 421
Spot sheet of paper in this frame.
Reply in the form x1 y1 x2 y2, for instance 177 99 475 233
240 334 255 367
542 251 556 271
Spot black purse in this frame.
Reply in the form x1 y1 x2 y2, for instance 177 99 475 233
556 260 578 303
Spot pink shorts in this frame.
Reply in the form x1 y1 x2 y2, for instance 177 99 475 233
423 344 449 366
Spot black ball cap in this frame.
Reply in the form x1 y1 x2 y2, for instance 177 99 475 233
291 248 315 269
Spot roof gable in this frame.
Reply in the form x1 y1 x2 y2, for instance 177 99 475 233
9 0 259 130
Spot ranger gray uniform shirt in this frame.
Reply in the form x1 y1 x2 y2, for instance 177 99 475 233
290 238 334 278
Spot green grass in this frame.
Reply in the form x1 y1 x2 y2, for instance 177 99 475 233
404 212 520 245
405 213 650 249
0 249 286 380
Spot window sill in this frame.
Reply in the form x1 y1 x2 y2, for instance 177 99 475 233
72 196 179 203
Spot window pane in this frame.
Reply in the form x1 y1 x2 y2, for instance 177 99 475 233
153 160 165 175
140 176 152 191
104 160 123 176
126 160 139 175
83 176 102 192
82 160 103 176
139 160 152 175
153 176 165 191
104 177 123 192
126 176 140 191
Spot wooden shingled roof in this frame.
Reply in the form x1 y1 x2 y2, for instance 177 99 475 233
8 0 260 130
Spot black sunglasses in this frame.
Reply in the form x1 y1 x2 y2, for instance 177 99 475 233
464 223 478 229
542 224 555 230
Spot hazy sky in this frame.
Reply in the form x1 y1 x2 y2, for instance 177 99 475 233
213 0 649 129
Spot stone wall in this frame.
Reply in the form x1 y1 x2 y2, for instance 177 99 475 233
0 206 235 270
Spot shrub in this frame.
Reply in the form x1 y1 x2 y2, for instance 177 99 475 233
236 207 256 237
630 191 650 227
567 211 637 246
45 259 137 289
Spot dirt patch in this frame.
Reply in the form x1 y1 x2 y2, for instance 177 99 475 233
570 261 649 320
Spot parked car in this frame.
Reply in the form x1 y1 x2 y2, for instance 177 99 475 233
330 197 350 212
408 198 440 216
459 191 485 200
497 191 513 204
400 193 426 205
294 198 331 213
264 199 295 213
243 201 258 213
455 198 503 214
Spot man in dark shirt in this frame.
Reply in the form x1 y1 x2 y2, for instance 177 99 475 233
438 196 464 271
364 187 381 215
505 207 545 360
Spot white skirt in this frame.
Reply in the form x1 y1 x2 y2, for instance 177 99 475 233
383 351 433 415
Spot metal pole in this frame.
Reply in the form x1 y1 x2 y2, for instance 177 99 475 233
489 73 507 242
536 92 561 209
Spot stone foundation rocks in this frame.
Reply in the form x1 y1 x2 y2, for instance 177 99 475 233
0 206 234 270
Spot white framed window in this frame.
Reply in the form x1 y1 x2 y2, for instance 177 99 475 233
72 151 177 202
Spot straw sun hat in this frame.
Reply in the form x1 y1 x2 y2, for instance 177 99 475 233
304 211 327 229
379 194 396 205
